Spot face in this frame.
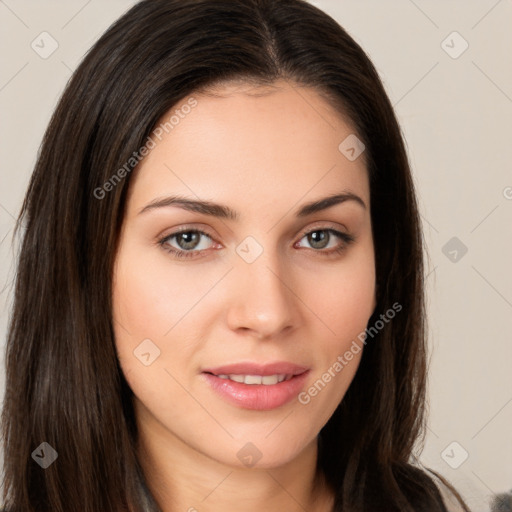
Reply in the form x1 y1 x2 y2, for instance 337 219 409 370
112 79 376 469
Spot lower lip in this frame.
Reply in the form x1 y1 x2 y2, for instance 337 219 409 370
202 371 310 411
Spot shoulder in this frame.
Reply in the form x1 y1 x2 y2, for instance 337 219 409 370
429 472 467 512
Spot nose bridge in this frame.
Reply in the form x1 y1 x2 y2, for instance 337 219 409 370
226 238 298 338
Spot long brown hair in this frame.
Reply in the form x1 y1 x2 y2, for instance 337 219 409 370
1 0 469 510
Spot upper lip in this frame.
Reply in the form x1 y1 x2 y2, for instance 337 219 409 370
202 362 310 377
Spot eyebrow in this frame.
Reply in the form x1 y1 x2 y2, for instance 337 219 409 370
137 192 366 220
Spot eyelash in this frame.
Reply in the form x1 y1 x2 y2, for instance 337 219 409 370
157 226 355 260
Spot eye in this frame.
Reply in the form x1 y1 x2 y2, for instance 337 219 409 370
295 228 354 255
158 229 216 259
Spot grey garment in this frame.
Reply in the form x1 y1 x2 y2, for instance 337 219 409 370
134 460 163 512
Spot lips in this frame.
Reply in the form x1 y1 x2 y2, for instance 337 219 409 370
201 362 310 410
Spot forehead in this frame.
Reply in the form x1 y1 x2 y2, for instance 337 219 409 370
127 79 369 215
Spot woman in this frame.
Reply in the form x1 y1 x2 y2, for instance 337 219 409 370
1 0 470 510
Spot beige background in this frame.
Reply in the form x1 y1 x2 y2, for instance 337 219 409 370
1 1 511 510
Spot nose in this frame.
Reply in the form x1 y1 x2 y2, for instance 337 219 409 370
226 251 300 340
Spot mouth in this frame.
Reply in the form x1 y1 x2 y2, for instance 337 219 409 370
201 362 310 411
205 373 295 385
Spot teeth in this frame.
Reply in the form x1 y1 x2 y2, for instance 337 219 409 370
244 375 263 385
216 374 290 385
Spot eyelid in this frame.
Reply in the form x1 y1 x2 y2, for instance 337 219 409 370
296 221 349 238
157 224 218 242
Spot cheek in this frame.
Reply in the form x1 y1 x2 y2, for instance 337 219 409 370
295 274 373 426
112 241 222 340
111 240 229 390
113 258 182 335
111 242 187 378
305 249 376 345
111 248 204 415
297 245 375 404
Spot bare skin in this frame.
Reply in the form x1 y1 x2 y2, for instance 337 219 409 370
113 79 376 512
